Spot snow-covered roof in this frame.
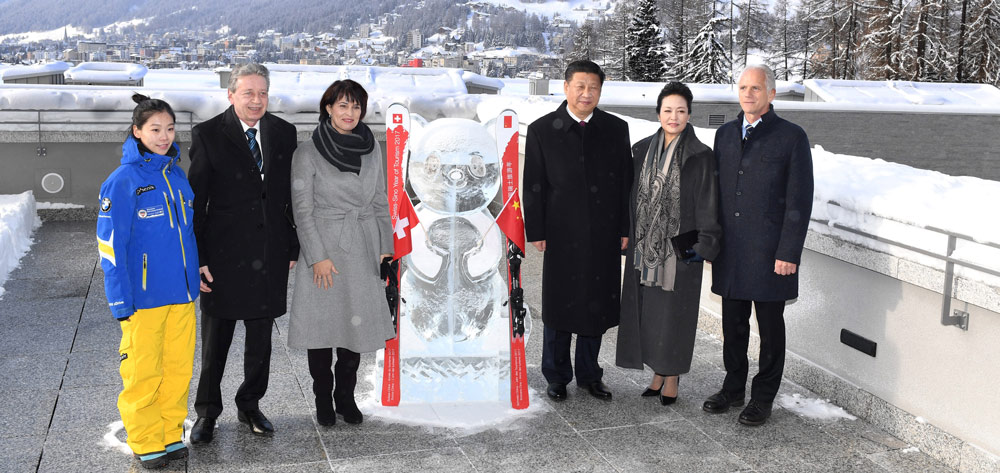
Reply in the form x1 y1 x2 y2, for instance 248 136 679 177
500 79 804 105
64 62 148 82
0 62 71 80
805 79 1000 109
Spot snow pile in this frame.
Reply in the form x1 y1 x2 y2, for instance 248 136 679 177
0 191 41 299
0 62 71 81
65 62 148 83
499 78 804 104
36 202 85 209
806 79 1000 109
776 393 857 421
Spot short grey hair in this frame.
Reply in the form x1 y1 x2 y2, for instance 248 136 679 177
740 64 776 92
228 63 270 93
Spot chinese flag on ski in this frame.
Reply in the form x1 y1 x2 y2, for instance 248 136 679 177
393 195 419 259
496 191 525 252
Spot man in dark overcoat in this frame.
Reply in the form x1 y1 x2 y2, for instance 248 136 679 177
703 65 814 426
187 64 299 441
523 60 632 402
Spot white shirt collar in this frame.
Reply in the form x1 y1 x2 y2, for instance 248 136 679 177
742 115 762 130
566 107 593 124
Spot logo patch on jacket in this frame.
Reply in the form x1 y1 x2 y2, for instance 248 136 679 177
137 205 165 219
101 197 112 212
135 185 156 196
120 353 128 363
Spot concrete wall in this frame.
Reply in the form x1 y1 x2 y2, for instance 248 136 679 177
605 102 1000 181
697 230 1000 473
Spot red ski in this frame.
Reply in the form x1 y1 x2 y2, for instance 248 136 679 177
382 103 411 406
495 110 529 410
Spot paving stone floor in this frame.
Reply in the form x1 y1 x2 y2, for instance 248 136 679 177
0 220 957 472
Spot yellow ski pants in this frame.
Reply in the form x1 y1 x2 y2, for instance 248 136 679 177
117 302 196 455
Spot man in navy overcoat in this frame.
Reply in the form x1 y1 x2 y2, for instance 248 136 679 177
702 65 814 426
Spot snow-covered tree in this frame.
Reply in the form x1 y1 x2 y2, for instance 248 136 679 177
961 0 1000 84
736 0 771 67
857 0 901 80
570 22 597 61
682 16 733 82
626 0 668 81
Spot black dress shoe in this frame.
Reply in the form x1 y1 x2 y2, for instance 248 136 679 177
546 383 567 401
738 399 773 426
702 390 745 413
238 409 275 436
659 377 679 405
189 417 216 444
641 388 659 397
585 381 613 401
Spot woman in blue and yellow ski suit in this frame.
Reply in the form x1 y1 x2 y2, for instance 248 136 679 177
97 94 199 469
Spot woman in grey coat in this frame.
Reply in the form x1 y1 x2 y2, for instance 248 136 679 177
289 80 395 426
616 82 721 405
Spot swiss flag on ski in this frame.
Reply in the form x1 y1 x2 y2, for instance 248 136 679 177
382 103 410 407
496 109 529 410
393 193 419 259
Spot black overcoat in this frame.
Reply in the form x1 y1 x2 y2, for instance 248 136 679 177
522 101 632 336
617 126 722 374
710 106 813 302
188 106 300 320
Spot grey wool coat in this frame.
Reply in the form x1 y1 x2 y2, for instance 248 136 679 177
287 138 396 353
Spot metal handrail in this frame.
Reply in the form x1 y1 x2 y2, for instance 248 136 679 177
811 200 998 330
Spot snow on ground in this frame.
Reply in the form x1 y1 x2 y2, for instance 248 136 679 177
35 202 85 209
776 393 857 421
806 79 1000 108
0 191 41 299
473 0 618 23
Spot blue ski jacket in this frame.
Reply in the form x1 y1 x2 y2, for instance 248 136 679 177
97 135 200 320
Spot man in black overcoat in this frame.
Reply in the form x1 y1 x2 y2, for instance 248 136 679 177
703 65 814 426
523 60 632 402
187 64 299 441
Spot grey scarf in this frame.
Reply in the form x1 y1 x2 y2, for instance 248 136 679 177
634 128 683 290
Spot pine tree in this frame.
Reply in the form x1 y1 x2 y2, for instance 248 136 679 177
626 0 668 81
858 0 900 80
570 22 597 61
736 0 771 67
682 16 733 82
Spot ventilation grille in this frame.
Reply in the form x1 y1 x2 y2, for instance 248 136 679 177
708 114 726 126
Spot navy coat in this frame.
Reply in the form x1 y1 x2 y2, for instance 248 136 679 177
710 107 813 302
522 101 632 336
188 107 300 320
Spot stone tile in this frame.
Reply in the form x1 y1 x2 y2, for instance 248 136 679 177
461 432 615 472
236 461 333 472
0 352 67 392
545 368 683 432
0 434 44 472
36 430 173 473
63 348 123 388
781 355 874 419
186 416 328 471
318 429 458 460
0 325 76 356
453 408 573 445
330 447 472 472
49 385 122 434
0 276 91 301
8 233 97 280
0 297 84 327
70 316 122 352
958 442 1000 473
866 397 964 471
867 447 958 473
817 419 909 456
583 420 750 472
0 389 58 437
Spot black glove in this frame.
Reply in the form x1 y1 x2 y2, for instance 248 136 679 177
681 249 705 264
380 256 394 281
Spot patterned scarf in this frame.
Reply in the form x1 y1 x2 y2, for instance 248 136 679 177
634 127 684 289
311 118 375 174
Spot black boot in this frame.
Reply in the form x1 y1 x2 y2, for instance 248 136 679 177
308 348 336 426
334 348 363 425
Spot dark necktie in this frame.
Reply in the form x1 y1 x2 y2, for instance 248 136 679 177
743 124 754 145
246 128 263 173
579 120 586 128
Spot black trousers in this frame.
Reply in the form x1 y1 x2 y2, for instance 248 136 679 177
541 325 604 386
194 315 273 419
306 347 360 401
721 298 786 403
